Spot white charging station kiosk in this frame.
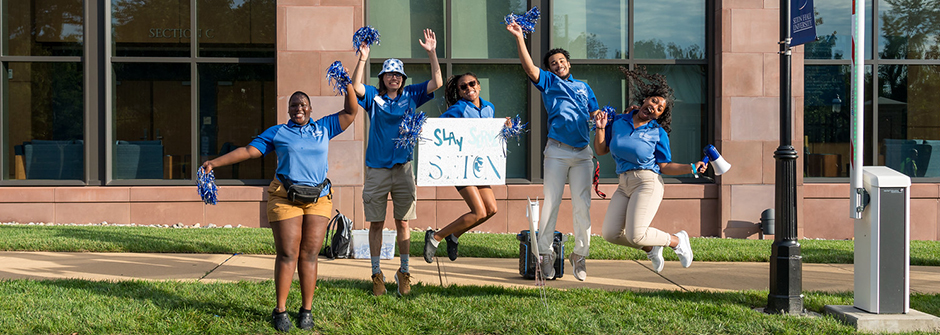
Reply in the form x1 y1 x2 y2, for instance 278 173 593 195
855 166 910 314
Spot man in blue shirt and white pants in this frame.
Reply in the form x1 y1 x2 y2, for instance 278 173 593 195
507 21 600 281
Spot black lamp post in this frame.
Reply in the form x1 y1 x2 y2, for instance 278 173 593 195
766 0 805 314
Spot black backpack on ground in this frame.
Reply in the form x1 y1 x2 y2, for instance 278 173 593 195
322 210 352 259
516 230 565 279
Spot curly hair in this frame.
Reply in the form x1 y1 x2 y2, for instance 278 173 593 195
543 48 571 70
443 72 478 107
619 66 675 133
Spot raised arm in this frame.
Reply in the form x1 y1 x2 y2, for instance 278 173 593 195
593 112 610 156
338 83 359 131
201 146 262 174
506 21 540 83
420 29 444 93
351 43 369 98
658 161 707 176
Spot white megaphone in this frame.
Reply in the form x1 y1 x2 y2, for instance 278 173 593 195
702 144 731 175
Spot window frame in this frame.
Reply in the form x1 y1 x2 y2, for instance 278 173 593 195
804 0 940 183
363 0 714 184
0 0 277 186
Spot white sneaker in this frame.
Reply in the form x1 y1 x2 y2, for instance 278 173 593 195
673 231 694 268
539 253 556 280
569 253 587 281
646 246 664 273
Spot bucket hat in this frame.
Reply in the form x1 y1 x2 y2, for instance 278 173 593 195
377 58 407 79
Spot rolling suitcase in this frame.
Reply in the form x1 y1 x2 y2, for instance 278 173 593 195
516 230 565 279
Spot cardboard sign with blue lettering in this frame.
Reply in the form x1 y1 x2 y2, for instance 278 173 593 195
416 118 506 186
791 0 817 46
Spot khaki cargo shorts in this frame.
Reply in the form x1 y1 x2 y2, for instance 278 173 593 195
362 162 416 222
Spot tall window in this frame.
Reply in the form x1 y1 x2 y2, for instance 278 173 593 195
804 0 940 180
0 1 276 185
1 0 84 181
110 0 275 182
367 0 710 182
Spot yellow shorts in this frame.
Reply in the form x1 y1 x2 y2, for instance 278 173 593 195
266 180 333 222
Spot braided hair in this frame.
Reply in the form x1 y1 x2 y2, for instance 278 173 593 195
443 72 478 107
619 66 675 133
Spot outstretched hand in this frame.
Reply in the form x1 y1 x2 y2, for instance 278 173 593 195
200 161 214 175
694 161 708 174
419 28 437 53
505 20 524 38
358 42 370 60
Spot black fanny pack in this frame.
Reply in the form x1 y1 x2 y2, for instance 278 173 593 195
278 174 331 204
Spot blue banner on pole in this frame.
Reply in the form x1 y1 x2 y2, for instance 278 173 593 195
791 0 817 46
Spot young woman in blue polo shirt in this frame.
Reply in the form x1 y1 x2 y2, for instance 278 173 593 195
507 21 599 281
350 29 443 296
200 84 358 332
423 72 507 263
593 67 705 274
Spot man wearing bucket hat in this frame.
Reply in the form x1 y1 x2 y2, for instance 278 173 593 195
350 28 443 296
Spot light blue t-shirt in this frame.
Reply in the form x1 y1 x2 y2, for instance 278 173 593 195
358 81 434 168
248 114 343 197
605 111 672 174
440 98 495 119
533 68 599 148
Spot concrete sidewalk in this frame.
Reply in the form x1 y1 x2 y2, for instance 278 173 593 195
2 251 939 294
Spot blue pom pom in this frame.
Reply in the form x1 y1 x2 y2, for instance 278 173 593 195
326 61 351 96
393 109 428 155
196 168 218 205
503 6 540 38
590 105 618 130
499 115 529 154
353 26 381 53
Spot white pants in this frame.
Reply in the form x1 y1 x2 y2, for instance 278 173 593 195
538 139 593 257
601 170 671 249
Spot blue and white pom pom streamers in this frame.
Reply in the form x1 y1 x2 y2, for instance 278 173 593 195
196 167 218 205
353 26 381 53
589 105 618 130
393 109 428 155
499 115 529 155
326 61 351 96
503 6 540 38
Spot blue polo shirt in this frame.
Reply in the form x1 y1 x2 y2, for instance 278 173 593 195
605 111 672 174
440 98 495 118
248 114 342 197
358 81 434 168
533 68 599 148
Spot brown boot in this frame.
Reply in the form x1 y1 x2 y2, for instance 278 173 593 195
394 268 411 296
371 272 386 296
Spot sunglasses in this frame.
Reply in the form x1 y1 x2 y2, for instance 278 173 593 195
459 80 478 91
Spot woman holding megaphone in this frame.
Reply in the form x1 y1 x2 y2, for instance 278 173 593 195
593 66 707 273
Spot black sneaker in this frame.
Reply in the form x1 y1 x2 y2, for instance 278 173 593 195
271 308 291 332
423 228 438 263
445 234 459 261
297 307 314 330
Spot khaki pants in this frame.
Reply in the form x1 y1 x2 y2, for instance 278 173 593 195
601 170 671 249
538 139 593 257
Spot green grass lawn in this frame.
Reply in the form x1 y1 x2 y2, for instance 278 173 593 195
2 225 940 265
2 225 940 334
5 278 939 335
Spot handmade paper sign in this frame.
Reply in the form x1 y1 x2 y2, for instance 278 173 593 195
416 118 506 186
